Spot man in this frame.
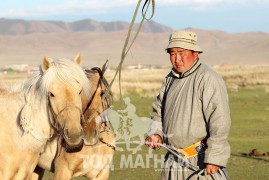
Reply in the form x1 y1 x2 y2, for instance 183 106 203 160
145 30 231 179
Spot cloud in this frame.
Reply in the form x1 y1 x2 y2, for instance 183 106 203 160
157 0 248 4
0 0 136 18
156 0 265 13
0 0 266 19
156 0 269 7
156 0 258 7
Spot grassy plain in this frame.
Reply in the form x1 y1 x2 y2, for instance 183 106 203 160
43 89 269 180
110 89 269 180
1 67 269 179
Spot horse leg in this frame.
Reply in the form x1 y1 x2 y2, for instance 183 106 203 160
30 166 45 180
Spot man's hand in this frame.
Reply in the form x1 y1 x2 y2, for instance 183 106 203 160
145 135 162 150
206 164 220 175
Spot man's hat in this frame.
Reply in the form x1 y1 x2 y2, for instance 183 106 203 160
166 30 203 53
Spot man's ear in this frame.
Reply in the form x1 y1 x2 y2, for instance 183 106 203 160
193 51 199 59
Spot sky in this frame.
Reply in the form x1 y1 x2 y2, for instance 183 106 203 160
0 0 269 33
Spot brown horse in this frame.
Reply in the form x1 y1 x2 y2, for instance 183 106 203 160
32 61 115 179
0 55 91 179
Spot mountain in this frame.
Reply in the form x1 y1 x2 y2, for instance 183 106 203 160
0 19 268 68
0 18 172 35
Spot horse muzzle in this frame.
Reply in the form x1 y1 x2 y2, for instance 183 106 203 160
63 128 84 148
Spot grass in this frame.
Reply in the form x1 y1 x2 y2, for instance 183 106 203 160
2 71 268 179
227 88 269 180
109 89 269 180
42 88 269 179
108 94 165 180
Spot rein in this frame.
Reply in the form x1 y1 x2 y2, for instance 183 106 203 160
99 137 116 151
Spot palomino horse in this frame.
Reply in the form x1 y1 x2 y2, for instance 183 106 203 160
32 61 115 179
0 55 91 179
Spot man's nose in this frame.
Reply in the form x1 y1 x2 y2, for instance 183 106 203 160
175 54 182 61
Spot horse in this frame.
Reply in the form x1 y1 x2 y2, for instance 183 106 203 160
0 54 91 179
32 61 116 179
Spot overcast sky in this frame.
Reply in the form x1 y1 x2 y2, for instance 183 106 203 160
1 0 268 33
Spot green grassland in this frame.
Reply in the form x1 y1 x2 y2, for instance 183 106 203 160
44 88 269 180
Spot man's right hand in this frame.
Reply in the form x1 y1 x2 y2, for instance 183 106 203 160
145 135 162 150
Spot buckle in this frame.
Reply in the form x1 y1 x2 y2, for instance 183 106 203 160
194 143 207 153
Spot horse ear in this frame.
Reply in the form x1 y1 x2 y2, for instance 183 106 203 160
101 60 109 74
74 53 82 65
41 56 52 73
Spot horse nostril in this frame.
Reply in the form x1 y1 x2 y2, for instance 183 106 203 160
64 128 69 138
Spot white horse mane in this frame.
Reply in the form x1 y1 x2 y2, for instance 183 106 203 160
27 58 91 102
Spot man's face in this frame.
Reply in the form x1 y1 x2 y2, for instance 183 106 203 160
169 47 199 73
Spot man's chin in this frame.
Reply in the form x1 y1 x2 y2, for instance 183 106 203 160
174 67 184 73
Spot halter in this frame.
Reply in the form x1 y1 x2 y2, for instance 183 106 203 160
47 98 84 134
25 94 84 143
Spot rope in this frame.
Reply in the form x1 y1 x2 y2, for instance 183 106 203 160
118 0 155 97
156 143 199 171
84 0 155 126
115 140 226 179
114 140 198 171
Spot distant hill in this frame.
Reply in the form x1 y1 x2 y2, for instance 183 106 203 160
0 18 268 68
0 18 172 35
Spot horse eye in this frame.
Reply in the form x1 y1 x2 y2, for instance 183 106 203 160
49 92 55 97
79 90 82 95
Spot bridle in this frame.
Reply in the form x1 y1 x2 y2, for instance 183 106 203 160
47 98 85 137
83 67 104 115
82 67 111 128
82 67 115 150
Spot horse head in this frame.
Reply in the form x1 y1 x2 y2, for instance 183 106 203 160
41 54 90 148
82 60 112 145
